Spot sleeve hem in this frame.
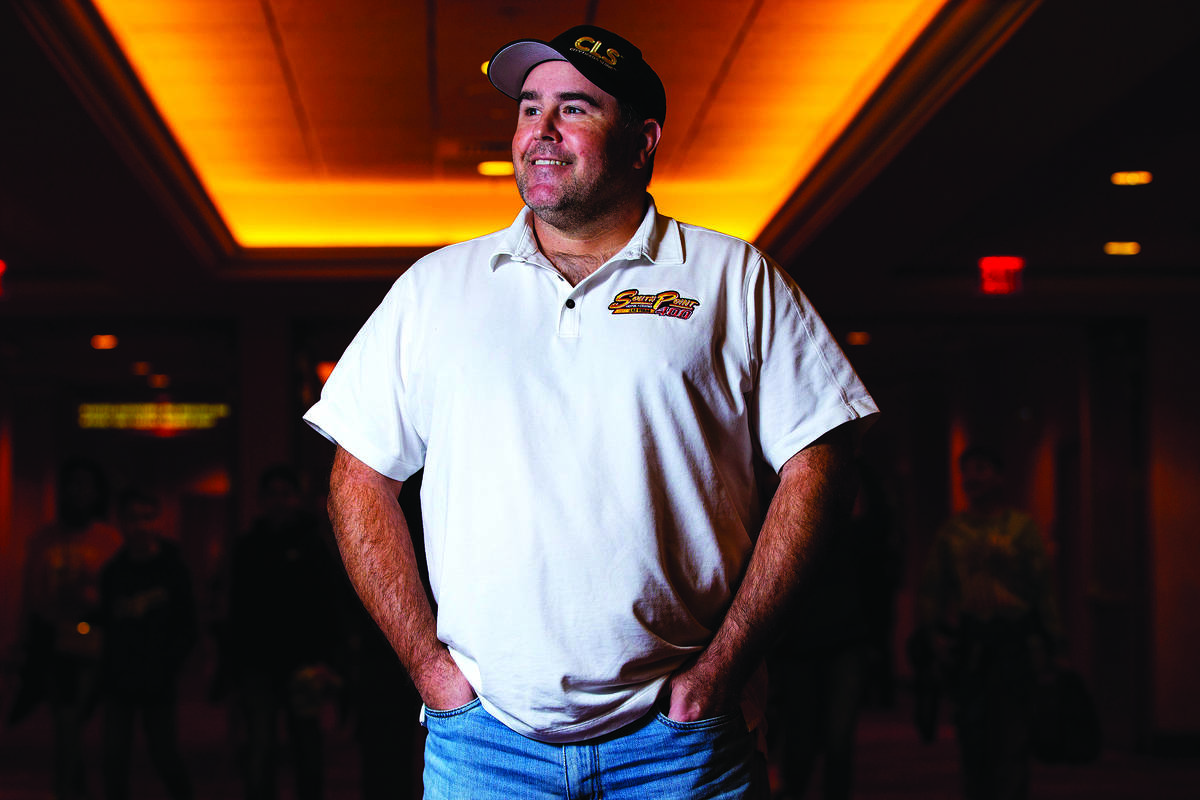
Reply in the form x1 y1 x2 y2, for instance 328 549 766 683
302 410 424 482
762 403 879 472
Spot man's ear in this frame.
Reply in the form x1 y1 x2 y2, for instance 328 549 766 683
633 119 663 170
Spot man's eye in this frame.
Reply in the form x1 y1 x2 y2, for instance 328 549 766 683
521 106 540 116
564 106 583 114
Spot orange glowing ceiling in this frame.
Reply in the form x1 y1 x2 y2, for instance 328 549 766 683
72 0 955 250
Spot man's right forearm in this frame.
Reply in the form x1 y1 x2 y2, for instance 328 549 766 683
326 446 473 708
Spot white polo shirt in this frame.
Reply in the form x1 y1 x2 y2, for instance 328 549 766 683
304 199 878 742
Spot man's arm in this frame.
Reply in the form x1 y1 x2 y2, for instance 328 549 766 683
667 424 858 721
326 445 474 709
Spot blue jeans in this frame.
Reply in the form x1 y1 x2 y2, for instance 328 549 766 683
422 699 762 799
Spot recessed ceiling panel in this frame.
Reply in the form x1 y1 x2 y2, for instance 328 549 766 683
89 0 950 248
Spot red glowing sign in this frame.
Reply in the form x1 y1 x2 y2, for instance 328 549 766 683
978 256 1024 295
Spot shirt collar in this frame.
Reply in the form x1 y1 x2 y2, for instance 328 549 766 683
489 195 684 271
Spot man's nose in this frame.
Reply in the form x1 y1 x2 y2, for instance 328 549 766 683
534 113 561 140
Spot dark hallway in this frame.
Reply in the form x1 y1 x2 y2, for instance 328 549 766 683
3 2 1200 798
3 674 1199 799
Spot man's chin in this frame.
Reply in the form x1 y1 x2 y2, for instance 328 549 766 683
518 184 565 209
520 191 568 218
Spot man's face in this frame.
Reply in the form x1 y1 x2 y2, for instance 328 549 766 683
61 467 102 526
961 457 1003 506
512 60 642 231
119 500 160 551
260 477 302 527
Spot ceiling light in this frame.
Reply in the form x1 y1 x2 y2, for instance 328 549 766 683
477 161 514 177
846 331 872 346
1110 171 1152 186
1104 241 1141 255
91 334 119 350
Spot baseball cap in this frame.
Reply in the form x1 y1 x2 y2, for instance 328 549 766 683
487 25 666 125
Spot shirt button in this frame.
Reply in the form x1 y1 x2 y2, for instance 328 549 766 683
565 299 576 309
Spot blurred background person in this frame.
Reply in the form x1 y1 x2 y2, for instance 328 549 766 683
343 474 424 800
851 462 902 710
14 457 121 800
225 465 346 800
98 487 197 800
346 610 421 800
768 462 895 800
916 444 1065 800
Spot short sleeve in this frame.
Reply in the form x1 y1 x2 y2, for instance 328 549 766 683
746 257 878 471
302 277 427 481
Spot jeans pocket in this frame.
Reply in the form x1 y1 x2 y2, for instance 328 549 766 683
422 697 481 723
654 710 740 733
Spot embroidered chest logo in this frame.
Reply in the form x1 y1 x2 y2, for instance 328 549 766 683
608 289 700 320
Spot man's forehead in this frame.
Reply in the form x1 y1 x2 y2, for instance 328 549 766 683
519 60 617 105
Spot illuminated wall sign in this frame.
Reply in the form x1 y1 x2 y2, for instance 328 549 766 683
78 403 231 432
978 255 1024 295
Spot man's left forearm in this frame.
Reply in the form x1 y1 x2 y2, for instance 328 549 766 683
667 423 858 721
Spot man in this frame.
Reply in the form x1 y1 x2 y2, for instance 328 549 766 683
917 445 1065 800
99 488 196 800
305 25 878 798
226 465 347 800
17 459 121 799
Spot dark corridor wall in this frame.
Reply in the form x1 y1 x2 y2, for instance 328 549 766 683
2 310 1199 750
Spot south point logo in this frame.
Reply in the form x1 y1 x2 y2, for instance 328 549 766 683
572 36 621 68
609 289 700 320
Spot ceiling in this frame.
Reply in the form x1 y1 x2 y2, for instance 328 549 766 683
78 0 951 249
793 0 1200 319
0 0 1197 321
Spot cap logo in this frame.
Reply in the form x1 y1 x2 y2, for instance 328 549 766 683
572 36 621 68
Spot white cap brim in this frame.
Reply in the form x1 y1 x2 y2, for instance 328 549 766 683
487 41 568 99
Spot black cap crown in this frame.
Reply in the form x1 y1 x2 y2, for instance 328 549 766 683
488 25 666 125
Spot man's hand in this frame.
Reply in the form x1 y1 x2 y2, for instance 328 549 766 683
663 425 859 724
665 658 737 722
328 447 473 712
417 648 477 711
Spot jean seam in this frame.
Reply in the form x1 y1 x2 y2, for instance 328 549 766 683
423 697 481 720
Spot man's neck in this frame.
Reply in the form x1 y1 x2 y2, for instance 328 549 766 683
532 196 647 286
966 499 1006 520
